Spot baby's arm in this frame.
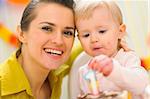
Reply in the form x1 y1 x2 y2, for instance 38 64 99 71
88 52 149 95
108 54 149 95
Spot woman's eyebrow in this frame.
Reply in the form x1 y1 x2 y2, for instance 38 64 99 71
39 22 75 30
39 22 55 26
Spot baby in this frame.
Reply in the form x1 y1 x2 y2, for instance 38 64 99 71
75 0 149 99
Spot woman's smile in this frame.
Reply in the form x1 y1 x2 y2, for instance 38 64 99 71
44 48 64 59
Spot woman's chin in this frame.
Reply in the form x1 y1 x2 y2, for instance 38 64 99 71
44 62 62 70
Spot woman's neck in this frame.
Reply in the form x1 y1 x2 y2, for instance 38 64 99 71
18 52 50 97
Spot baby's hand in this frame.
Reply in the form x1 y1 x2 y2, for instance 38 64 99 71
88 55 113 76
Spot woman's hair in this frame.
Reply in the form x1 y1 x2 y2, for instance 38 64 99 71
75 0 123 25
21 0 75 31
16 0 75 58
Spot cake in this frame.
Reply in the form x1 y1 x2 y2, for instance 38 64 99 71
77 91 128 99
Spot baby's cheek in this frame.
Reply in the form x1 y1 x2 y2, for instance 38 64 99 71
106 41 115 48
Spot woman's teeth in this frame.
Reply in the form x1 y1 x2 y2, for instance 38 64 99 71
44 49 63 55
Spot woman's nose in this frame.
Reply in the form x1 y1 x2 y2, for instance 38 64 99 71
51 32 63 46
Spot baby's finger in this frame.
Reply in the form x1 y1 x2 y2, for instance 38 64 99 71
92 62 100 71
101 59 113 76
102 64 113 76
88 59 96 69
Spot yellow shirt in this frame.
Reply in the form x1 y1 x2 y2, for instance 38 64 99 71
0 44 82 99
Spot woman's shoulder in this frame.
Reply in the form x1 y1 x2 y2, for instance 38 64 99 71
0 52 16 67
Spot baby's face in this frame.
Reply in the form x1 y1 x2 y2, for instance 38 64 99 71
76 6 125 57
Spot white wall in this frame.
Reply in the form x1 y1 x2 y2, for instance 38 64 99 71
0 0 25 62
116 0 149 57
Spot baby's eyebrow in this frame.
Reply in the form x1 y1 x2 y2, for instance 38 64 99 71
65 26 75 30
78 29 89 33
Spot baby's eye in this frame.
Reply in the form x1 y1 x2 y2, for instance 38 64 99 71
63 31 74 37
41 26 52 32
81 32 90 38
83 33 90 37
98 30 107 34
78 32 90 38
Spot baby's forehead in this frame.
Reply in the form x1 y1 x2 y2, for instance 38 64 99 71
76 5 112 21
75 1 122 26
76 7 117 24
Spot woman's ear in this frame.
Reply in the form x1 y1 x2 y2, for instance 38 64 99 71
17 25 27 43
118 24 126 39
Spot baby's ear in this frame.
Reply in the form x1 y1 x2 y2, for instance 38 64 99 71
16 25 27 43
118 24 126 38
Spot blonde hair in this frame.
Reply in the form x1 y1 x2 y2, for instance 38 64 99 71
75 0 123 25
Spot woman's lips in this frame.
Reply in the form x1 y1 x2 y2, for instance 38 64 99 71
43 48 64 60
44 48 63 56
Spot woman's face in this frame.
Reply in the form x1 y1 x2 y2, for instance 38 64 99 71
21 3 75 70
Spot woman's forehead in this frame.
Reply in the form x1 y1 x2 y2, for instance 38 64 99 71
29 3 75 28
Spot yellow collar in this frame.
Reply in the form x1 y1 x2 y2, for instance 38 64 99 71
1 52 69 97
1 52 33 96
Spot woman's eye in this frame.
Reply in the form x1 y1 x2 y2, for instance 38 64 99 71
64 31 74 37
41 26 52 32
98 30 107 34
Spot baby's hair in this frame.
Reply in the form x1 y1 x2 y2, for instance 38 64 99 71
75 0 123 26
75 0 129 51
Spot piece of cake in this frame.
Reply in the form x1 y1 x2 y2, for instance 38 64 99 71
77 90 128 99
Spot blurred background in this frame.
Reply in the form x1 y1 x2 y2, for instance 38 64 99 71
0 0 149 98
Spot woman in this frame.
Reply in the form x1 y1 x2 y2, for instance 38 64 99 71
0 0 82 99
